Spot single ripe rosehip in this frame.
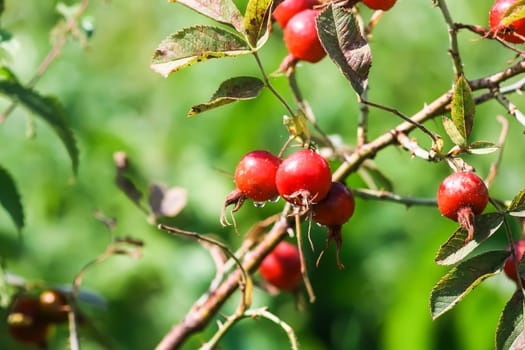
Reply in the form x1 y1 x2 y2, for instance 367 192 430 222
273 0 316 28
39 289 70 324
503 239 525 284
311 182 355 269
234 150 281 202
259 241 302 292
361 0 397 11
489 0 525 44
222 150 281 226
437 171 489 243
312 182 355 226
283 9 326 63
275 149 332 206
7 295 50 347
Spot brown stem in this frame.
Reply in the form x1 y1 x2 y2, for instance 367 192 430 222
332 59 525 181
156 57 525 350
154 216 291 350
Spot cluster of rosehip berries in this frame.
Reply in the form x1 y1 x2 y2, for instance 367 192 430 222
7 289 73 347
489 0 525 43
272 0 397 66
224 149 355 290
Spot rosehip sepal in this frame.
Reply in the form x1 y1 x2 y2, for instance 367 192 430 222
311 182 355 269
437 171 489 244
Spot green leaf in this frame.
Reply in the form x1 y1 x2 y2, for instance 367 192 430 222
508 189 525 212
430 250 509 320
0 1 5 18
435 213 504 266
442 116 466 147
169 0 244 33
467 141 499 155
509 205 525 217
451 76 475 142
501 0 525 27
316 4 371 96
243 0 272 47
150 25 251 77
188 76 264 116
0 165 24 232
0 68 79 174
495 290 525 350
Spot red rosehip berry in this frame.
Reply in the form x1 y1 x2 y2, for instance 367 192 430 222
275 149 332 206
259 241 302 292
503 239 525 284
311 182 355 269
312 182 355 226
283 9 326 63
39 289 70 324
489 0 525 44
361 0 397 11
7 295 50 347
273 0 316 28
222 150 281 225
437 171 489 243
234 150 281 202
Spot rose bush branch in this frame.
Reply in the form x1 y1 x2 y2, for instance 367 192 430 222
155 216 291 350
333 58 525 181
155 56 525 349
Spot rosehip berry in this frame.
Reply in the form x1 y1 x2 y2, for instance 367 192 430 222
39 289 70 324
361 0 397 11
273 0 316 28
7 295 50 347
259 241 302 292
283 9 326 63
503 239 525 284
437 171 489 243
311 182 355 269
234 150 281 202
312 182 355 226
489 0 525 43
222 150 281 225
275 149 332 206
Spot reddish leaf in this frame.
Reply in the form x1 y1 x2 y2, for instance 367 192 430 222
316 4 371 96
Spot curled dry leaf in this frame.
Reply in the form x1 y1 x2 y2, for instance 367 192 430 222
149 183 188 218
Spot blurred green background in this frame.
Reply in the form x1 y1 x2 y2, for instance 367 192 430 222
0 0 524 349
